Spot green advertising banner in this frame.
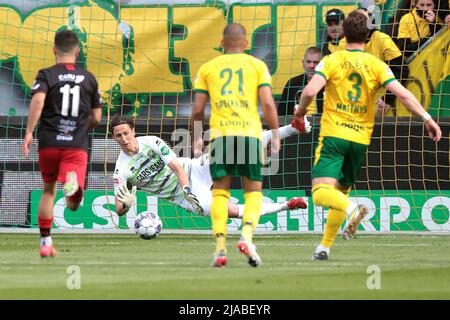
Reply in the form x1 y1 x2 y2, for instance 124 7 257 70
30 189 450 232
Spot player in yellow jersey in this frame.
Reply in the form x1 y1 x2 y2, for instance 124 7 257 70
294 10 442 260
192 23 281 268
338 8 406 115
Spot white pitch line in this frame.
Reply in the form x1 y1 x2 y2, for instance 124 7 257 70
255 242 441 247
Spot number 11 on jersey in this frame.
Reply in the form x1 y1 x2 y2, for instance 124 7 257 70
60 84 80 117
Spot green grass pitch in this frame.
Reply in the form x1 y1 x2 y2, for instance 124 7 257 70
1 233 449 299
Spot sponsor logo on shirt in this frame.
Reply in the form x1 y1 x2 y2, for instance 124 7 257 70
161 146 169 156
136 159 165 182
386 67 394 77
75 75 85 84
315 61 324 71
58 74 85 83
32 81 40 90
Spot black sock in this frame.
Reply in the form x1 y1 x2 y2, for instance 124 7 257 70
40 228 51 238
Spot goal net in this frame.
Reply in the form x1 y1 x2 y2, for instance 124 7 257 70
0 0 448 234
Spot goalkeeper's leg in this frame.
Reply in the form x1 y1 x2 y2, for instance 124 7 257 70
228 197 307 218
189 160 307 218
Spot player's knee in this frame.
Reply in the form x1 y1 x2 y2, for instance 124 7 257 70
211 189 230 199
43 182 57 196
311 184 333 206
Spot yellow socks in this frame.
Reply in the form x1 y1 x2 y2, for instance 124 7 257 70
320 209 346 248
215 233 227 254
317 185 351 249
241 191 263 243
211 189 263 252
211 189 230 253
312 184 356 214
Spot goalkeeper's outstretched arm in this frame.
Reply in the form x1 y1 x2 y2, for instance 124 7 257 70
167 159 189 188
261 122 310 147
168 159 204 213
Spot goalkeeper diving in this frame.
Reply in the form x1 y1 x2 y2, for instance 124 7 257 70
111 115 310 217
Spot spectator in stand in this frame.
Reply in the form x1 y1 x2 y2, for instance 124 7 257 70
436 0 450 24
397 0 445 58
321 9 345 57
277 47 323 116
385 0 416 39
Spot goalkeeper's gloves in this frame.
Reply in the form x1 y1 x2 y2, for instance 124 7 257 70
292 104 312 134
182 186 204 214
117 184 137 212
291 115 311 134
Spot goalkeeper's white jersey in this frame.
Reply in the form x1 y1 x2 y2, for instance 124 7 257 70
113 136 191 200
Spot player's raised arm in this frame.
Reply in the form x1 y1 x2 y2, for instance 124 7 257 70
294 74 326 118
22 92 46 158
385 80 442 142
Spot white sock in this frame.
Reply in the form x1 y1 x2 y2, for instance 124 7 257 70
315 244 330 255
237 202 288 219
40 236 52 246
261 125 298 147
345 202 358 217
237 205 245 218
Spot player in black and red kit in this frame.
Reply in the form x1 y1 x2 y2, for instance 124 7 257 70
22 30 102 258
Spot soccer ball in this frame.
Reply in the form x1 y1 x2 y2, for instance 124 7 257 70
134 211 162 240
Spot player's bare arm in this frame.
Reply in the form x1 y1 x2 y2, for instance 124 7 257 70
22 92 46 158
89 107 102 129
191 92 208 158
294 74 326 118
386 80 442 142
259 86 280 155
